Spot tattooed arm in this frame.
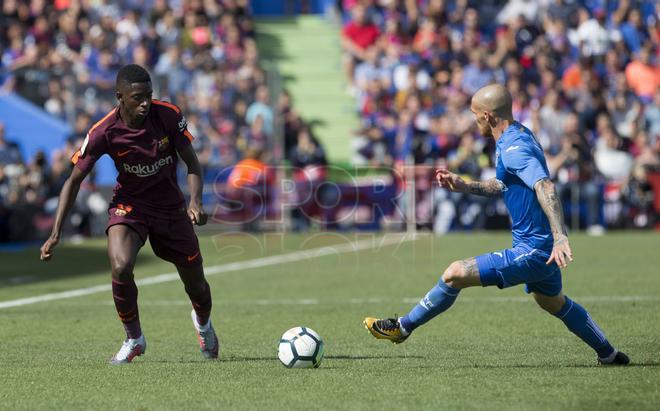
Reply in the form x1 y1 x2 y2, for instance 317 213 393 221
465 178 506 197
435 169 504 197
534 178 573 268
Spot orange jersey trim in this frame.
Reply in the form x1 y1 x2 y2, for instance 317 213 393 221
88 108 117 135
152 99 181 113
183 129 194 142
71 150 81 164
72 108 115 165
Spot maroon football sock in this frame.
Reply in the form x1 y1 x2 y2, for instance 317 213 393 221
112 278 142 339
188 280 212 327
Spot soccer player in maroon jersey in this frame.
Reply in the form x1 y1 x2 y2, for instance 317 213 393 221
39 64 218 364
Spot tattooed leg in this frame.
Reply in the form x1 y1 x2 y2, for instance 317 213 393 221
439 257 483 289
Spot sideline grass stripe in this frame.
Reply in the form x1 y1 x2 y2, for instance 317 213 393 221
0 233 414 309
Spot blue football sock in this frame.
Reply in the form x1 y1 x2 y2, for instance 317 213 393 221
400 281 460 333
554 296 615 358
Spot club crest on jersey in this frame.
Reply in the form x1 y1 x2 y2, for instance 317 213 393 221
114 204 133 216
157 136 169 151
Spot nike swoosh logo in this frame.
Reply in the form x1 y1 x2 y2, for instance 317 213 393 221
372 327 391 337
187 252 200 262
117 150 133 157
505 145 520 152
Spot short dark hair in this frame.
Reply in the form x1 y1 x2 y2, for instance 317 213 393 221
116 64 151 88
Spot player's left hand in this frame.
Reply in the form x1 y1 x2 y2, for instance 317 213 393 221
547 237 573 269
39 235 59 261
188 202 207 226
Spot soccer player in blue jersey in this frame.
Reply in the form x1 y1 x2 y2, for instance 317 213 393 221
364 84 629 365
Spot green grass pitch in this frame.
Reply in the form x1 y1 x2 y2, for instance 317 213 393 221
1 231 659 410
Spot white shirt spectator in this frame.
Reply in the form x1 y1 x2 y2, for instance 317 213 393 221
497 0 541 24
392 64 431 92
594 137 633 180
573 18 611 57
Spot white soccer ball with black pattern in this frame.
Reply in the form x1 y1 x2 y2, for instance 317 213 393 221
277 326 324 368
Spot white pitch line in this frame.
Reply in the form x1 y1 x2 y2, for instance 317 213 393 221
0 233 415 310
83 295 660 307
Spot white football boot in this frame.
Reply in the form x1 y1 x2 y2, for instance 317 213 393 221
191 309 219 359
110 335 146 365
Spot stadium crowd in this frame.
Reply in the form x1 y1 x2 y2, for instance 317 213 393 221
0 0 328 240
0 119 101 241
341 0 660 233
0 0 658 240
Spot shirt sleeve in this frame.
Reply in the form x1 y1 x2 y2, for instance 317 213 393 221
71 129 107 174
167 105 194 152
501 143 549 190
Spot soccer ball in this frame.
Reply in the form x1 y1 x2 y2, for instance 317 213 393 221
277 326 324 368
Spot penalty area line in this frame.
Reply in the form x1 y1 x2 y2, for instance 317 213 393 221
0 233 416 310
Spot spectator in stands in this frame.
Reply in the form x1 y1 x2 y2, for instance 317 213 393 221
645 90 660 146
0 164 10 241
573 7 611 59
537 89 568 149
631 130 660 169
619 8 649 56
0 122 22 166
625 46 660 101
594 125 636 228
1 0 657 236
461 49 495 95
595 126 635 182
246 85 274 136
342 4 380 92
433 131 490 234
622 162 656 229
225 146 271 230
1 0 322 238
547 113 603 233
289 127 328 230
338 0 658 233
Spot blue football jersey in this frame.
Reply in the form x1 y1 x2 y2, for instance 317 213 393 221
495 122 553 250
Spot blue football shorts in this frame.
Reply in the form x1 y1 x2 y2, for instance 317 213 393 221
476 244 562 296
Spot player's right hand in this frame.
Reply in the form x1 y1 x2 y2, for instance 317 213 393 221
435 168 468 192
40 236 59 261
547 237 573 269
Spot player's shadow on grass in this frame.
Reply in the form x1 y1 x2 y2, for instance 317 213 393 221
212 354 425 363
222 356 275 363
0 244 158 287
326 355 424 360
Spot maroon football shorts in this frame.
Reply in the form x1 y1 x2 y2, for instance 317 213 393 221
106 204 203 267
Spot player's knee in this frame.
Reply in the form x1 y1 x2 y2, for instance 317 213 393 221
176 265 207 297
534 293 565 314
184 279 207 297
110 256 135 281
441 261 466 288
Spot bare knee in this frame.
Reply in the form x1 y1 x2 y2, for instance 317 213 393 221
107 225 141 282
441 261 468 289
109 254 135 281
533 292 565 314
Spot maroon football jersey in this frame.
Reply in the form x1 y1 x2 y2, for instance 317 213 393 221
72 100 194 216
